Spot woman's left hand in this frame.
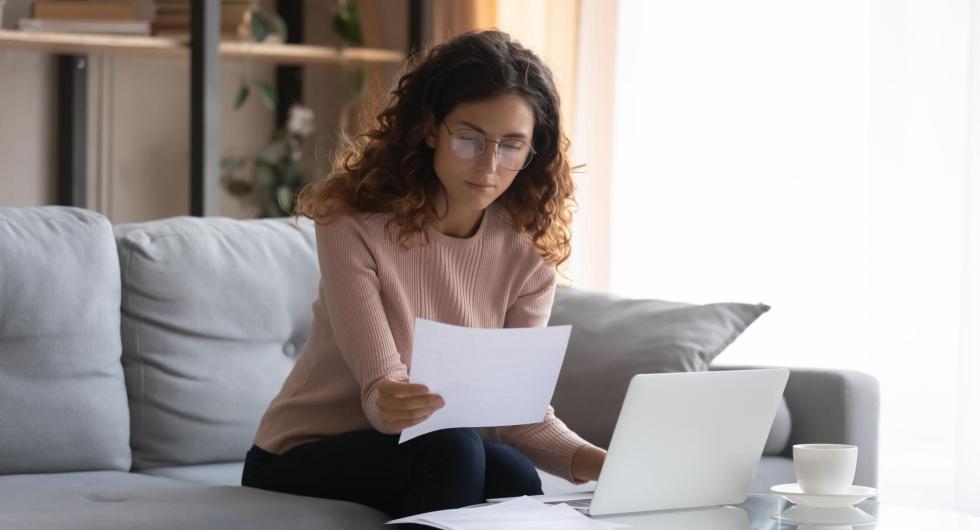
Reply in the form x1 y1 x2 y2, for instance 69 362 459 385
570 444 607 484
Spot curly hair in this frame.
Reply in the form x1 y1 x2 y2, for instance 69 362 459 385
294 29 577 268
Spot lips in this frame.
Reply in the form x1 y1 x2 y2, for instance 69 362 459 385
465 181 495 191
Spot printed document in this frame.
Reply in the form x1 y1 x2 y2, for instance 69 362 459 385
398 318 572 444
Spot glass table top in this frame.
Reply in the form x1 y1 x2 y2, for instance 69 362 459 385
590 494 980 529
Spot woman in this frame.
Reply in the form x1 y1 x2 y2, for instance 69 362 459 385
242 29 606 520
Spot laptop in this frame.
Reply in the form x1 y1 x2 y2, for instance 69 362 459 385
488 368 789 516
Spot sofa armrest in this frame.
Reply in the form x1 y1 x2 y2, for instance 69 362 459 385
712 365 880 488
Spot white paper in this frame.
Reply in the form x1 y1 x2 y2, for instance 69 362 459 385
386 496 630 529
398 318 572 444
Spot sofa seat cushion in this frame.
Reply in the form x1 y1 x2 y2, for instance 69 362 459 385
0 207 131 474
0 471 389 530
139 462 245 486
114 217 320 469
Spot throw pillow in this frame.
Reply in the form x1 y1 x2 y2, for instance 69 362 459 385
548 286 771 449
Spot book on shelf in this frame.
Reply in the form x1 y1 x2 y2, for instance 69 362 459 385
32 1 155 21
17 17 151 35
153 6 250 27
151 1 251 37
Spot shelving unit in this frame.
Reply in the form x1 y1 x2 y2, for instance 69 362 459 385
0 30 405 65
0 0 417 216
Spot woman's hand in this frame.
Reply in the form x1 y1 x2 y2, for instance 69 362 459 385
570 444 607 484
376 377 445 434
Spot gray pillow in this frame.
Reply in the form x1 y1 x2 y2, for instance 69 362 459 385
765 398 792 454
115 216 319 469
548 286 771 449
0 206 132 474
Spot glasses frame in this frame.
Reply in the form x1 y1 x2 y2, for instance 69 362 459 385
440 120 537 171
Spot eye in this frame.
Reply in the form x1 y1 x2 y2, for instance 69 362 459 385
455 129 485 142
500 140 526 152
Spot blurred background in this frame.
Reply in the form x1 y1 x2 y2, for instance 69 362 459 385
1 0 978 516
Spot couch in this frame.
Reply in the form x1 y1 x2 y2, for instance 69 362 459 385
0 206 880 529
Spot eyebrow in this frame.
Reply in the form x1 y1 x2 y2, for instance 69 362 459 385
456 120 529 140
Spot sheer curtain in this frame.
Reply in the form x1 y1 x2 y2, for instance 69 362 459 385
608 0 980 514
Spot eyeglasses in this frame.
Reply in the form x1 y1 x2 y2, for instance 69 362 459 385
441 120 536 171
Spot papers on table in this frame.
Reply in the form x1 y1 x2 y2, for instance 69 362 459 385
398 318 572 444
386 496 629 529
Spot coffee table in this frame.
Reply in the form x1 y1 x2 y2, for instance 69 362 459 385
588 494 980 529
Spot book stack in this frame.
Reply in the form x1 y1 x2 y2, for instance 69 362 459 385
153 0 251 37
19 1 155 35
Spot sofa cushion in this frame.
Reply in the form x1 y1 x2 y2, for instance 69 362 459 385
0 471 390 530
115 216 319 469
764 398 792 455
752 455 795 493
0 207 131 474
139 462 245 486
548 286 772 449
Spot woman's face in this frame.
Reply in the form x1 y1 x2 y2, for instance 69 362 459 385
426 92 536 214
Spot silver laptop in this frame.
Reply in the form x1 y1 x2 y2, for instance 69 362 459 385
489 368 789 516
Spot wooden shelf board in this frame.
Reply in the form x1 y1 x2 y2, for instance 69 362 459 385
0 30 404 65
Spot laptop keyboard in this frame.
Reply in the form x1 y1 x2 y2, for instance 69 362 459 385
546 498 592 508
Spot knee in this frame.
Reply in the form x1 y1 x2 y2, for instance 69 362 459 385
512 464 543 495
484 443 543 497
414 428 485 472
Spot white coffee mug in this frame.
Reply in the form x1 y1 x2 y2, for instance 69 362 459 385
793 444 858 494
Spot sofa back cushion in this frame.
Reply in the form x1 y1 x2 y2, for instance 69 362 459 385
548 287 787 453
0 207 132 473
115 216 318 469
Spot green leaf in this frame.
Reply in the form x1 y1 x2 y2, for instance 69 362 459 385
353 66 365 94
270 13 288 43
257 140 287 165
255 80 277 110
221 156 246 172
250 10 269 43
332 3 363 45
276 185 294 213
233 80 249 110
254 163 277 187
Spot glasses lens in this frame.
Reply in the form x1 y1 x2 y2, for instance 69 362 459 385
498 141 532 170
447 128 533 170
450 131 483 160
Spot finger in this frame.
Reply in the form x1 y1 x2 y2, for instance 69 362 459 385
381 381 432 398
380 402 442 421
380 393 444 412
378 378 430 395
387 412 434 431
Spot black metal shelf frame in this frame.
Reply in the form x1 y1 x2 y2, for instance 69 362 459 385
56 1 421 216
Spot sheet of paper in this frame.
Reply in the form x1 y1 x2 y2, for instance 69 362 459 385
386 496 629 529
398 318 572 444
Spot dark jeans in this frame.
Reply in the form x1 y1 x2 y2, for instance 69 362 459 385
242 428 543 522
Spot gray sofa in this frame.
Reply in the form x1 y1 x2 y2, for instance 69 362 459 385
0 206 880 529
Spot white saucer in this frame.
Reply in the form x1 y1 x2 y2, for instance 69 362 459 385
770 483 878 508
771 505 879 526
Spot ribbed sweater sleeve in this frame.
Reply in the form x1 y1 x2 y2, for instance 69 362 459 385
496 257 592 483
315 217 409 433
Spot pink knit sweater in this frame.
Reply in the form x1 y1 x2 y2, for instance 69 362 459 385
253 201 589 482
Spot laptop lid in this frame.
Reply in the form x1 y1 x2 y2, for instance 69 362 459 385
588 368 789 516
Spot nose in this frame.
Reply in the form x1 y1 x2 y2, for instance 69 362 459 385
474 142 499 173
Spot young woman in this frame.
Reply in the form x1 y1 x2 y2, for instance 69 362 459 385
241 29 606 520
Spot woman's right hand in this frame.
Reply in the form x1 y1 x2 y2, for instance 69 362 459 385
376 377 445 434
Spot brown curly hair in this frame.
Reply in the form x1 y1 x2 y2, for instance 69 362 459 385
294 29 577 268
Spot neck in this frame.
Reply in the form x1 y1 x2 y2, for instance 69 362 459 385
432 194 485 238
